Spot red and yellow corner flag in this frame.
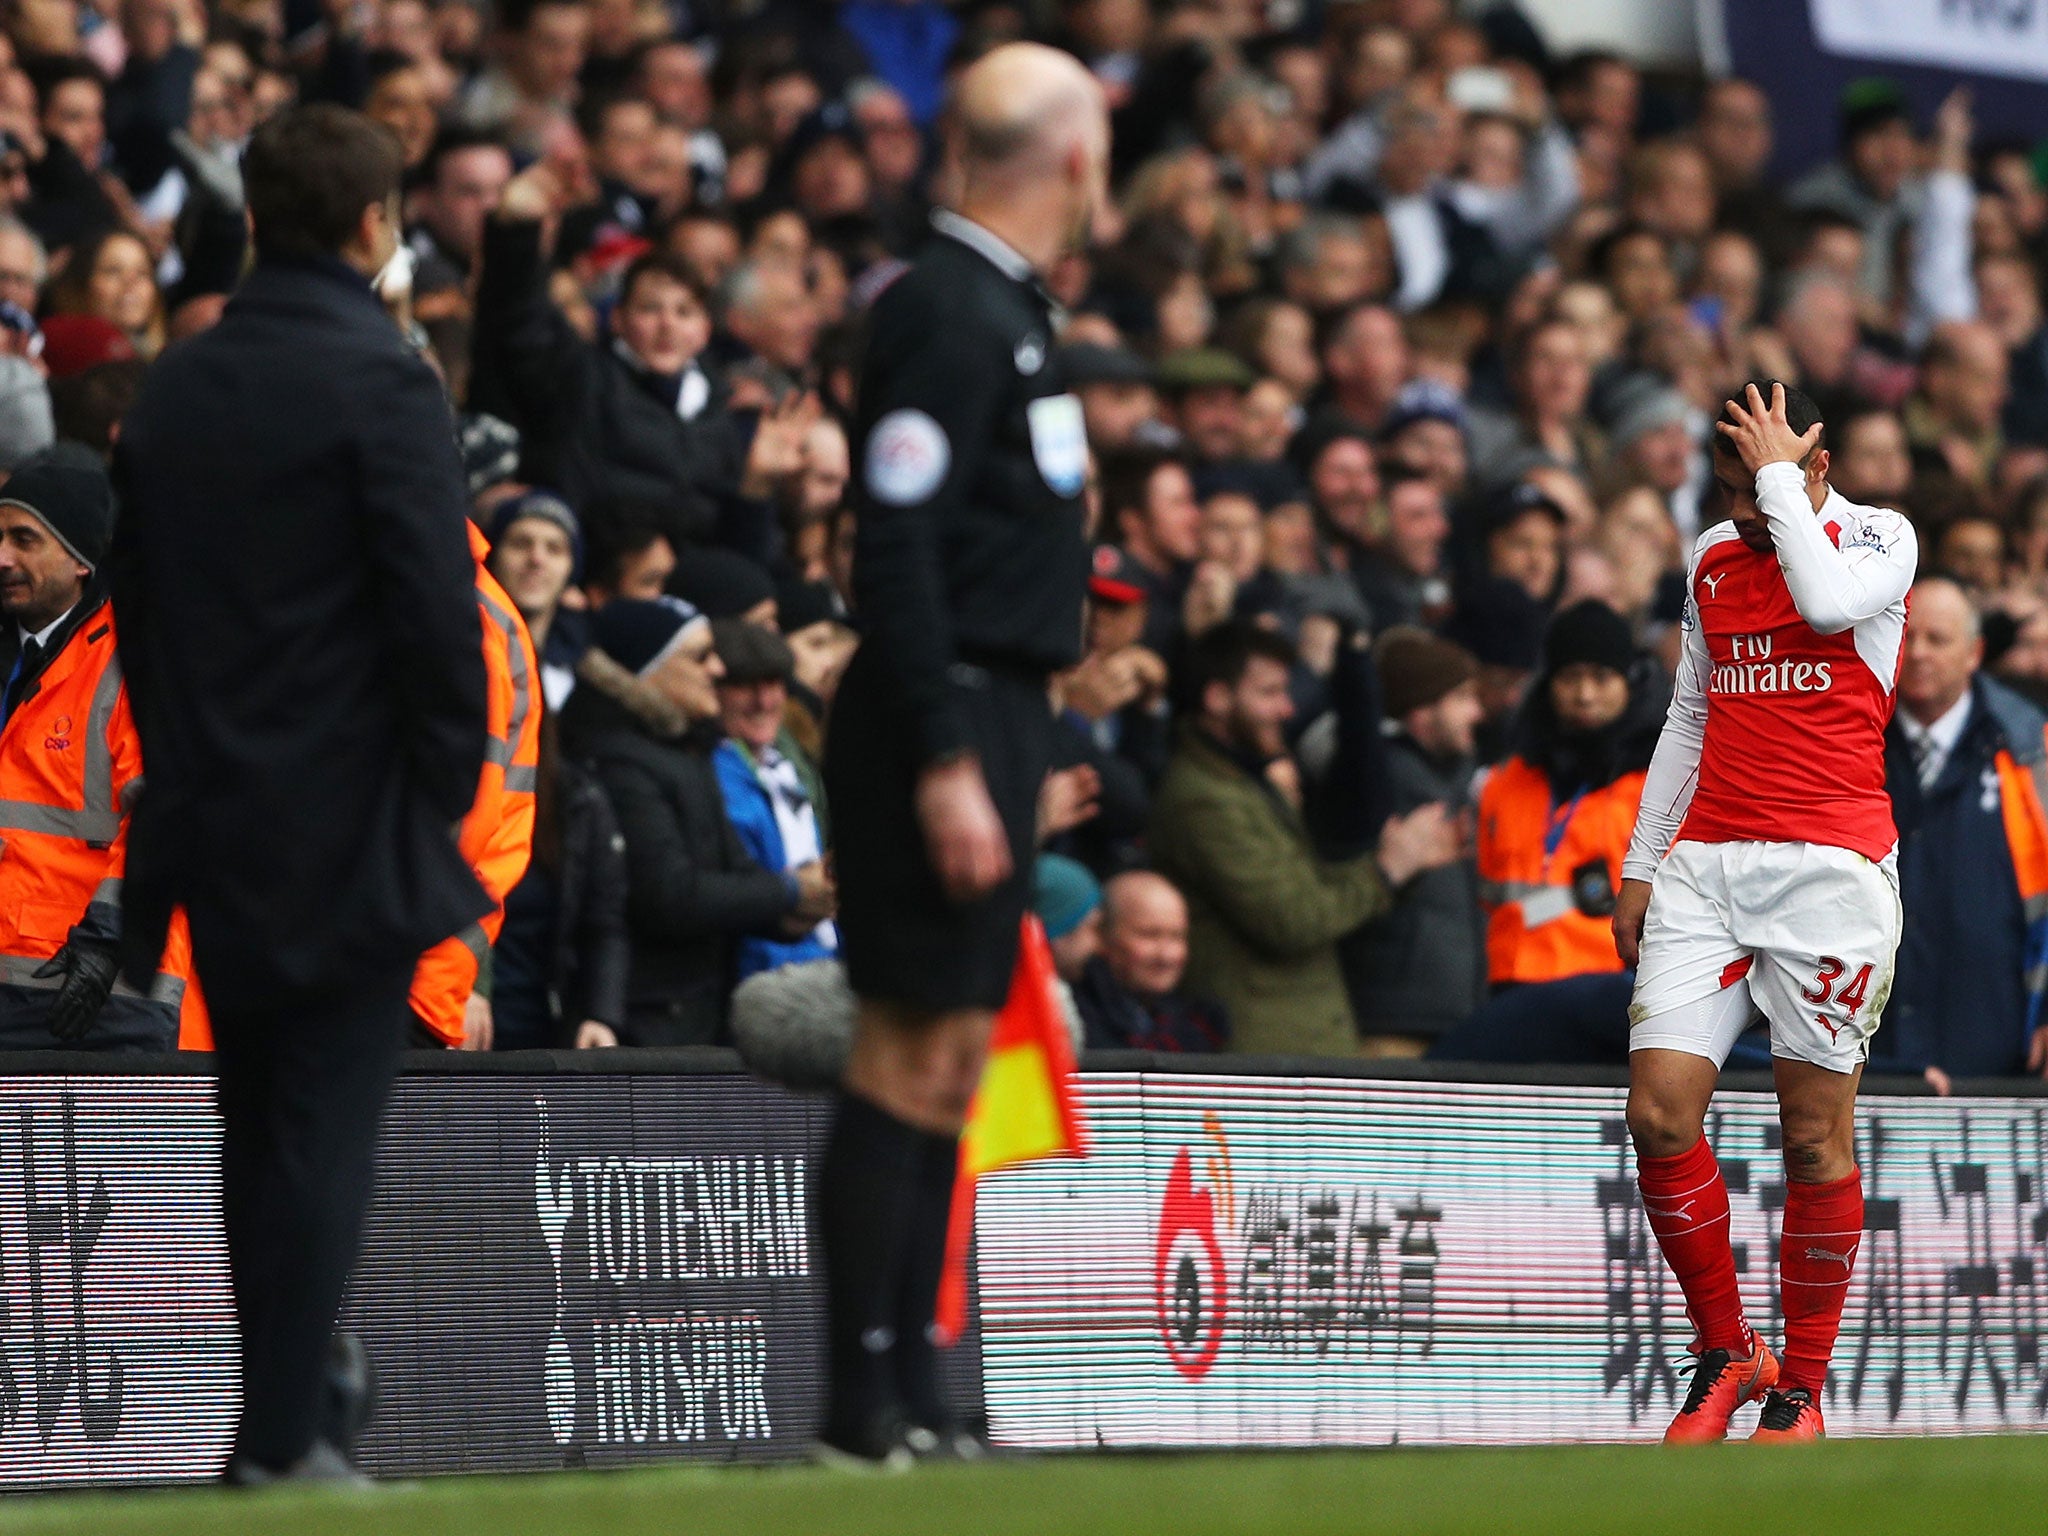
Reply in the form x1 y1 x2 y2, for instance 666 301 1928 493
934 915 1088 1342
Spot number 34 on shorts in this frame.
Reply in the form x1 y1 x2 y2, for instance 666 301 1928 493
1800 955 1882 1044
1629 840 1902 1069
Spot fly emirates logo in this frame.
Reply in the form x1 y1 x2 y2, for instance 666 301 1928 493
1710 632 1832 696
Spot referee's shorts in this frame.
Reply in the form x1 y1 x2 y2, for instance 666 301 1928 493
825 646 1052 1014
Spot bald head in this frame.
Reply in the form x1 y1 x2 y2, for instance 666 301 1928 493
1102 871 1190 997
1913 575 1982 640
1899 575 1983 725
954 43 1107 176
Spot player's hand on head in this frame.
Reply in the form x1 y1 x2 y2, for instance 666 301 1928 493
2029 1026 2048 1078
1715 382 1821 474
1611 877 1652 969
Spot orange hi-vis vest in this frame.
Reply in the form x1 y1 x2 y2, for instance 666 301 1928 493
0 599 191 1031
1993 731 2048 1037
408 525 541 1045
1475 756 1647 985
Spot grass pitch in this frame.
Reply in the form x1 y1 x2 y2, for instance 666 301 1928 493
1 1436 2038 1536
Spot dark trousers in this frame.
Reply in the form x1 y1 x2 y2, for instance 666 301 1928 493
205 956 411 1469
0 988 176 1052
1428 972 1636 1065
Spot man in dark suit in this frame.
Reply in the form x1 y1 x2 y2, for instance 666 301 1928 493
110 105 489 1483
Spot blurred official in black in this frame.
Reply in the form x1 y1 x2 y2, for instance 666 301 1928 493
110 106 488 1482
817 43 1109 1463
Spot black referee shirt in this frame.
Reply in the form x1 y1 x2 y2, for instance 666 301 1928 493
850 210 1089 768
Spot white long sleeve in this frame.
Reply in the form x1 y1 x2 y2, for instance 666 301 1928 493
1757 462 1918 636
1904 167 1976 349
1622 554 1710 884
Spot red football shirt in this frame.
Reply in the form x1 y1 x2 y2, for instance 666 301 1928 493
1624 465 1918 878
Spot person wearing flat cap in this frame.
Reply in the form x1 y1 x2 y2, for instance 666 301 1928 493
1157 346 1258 470
560 596 836 1044
0 444 191 1051
710 617 838 983
1060 342 1168 453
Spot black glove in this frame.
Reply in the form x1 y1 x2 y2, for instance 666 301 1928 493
34 939 121 1043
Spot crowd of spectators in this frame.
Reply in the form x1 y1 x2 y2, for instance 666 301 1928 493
6 0 2048 1084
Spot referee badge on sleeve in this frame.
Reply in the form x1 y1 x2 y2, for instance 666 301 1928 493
1026 393 1087 498
865 408 951 505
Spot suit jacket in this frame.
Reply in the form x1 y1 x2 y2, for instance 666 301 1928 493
1880 675 2041 1076
110 256 490 1008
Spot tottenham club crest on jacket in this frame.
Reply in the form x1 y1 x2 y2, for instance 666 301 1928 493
1675 468 1917 862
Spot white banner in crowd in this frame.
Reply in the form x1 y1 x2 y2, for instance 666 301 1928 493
1809 0 2048 84
974 1075 2048 1447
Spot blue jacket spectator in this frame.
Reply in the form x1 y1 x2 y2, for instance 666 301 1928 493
1882 578 2048 1082
711 620 837 980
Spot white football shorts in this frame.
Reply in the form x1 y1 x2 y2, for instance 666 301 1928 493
1628 839 1902 1074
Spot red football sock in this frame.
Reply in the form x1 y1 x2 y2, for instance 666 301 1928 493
1778 1169 1863 1392
1638 1136 1753 1355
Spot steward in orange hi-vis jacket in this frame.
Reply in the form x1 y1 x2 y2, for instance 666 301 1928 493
408 522 541 1047
0 446 190 1049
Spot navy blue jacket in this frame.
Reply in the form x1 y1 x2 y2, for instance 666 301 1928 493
1881 674 2046 1076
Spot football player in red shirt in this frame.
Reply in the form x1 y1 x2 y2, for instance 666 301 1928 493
1613 382 1917 1443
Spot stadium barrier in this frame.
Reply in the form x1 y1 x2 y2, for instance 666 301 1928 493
0 1051 2038 1488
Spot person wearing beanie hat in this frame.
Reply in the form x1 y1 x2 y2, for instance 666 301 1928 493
1543 596 1637 679
1441 575 1552 761
485 490 586 711
0 440 114 574
0 440 189 1052
1374 624 1480 720
1440 599 1662 1063
591 595 715 693
1344 624 1489 1057
1380 379 1469 502
458 413 523 500
1034 853 1103 984
711 617 839 985
562 590 837 1048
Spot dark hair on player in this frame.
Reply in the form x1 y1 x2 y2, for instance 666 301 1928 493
1715 379 1825 461
1179 620 1298 714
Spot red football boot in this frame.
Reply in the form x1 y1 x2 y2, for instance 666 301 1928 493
1750 1386 1825 1442
1664 1342 1780 1444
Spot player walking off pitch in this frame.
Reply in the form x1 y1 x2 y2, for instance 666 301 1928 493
1612 381 1918 1444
